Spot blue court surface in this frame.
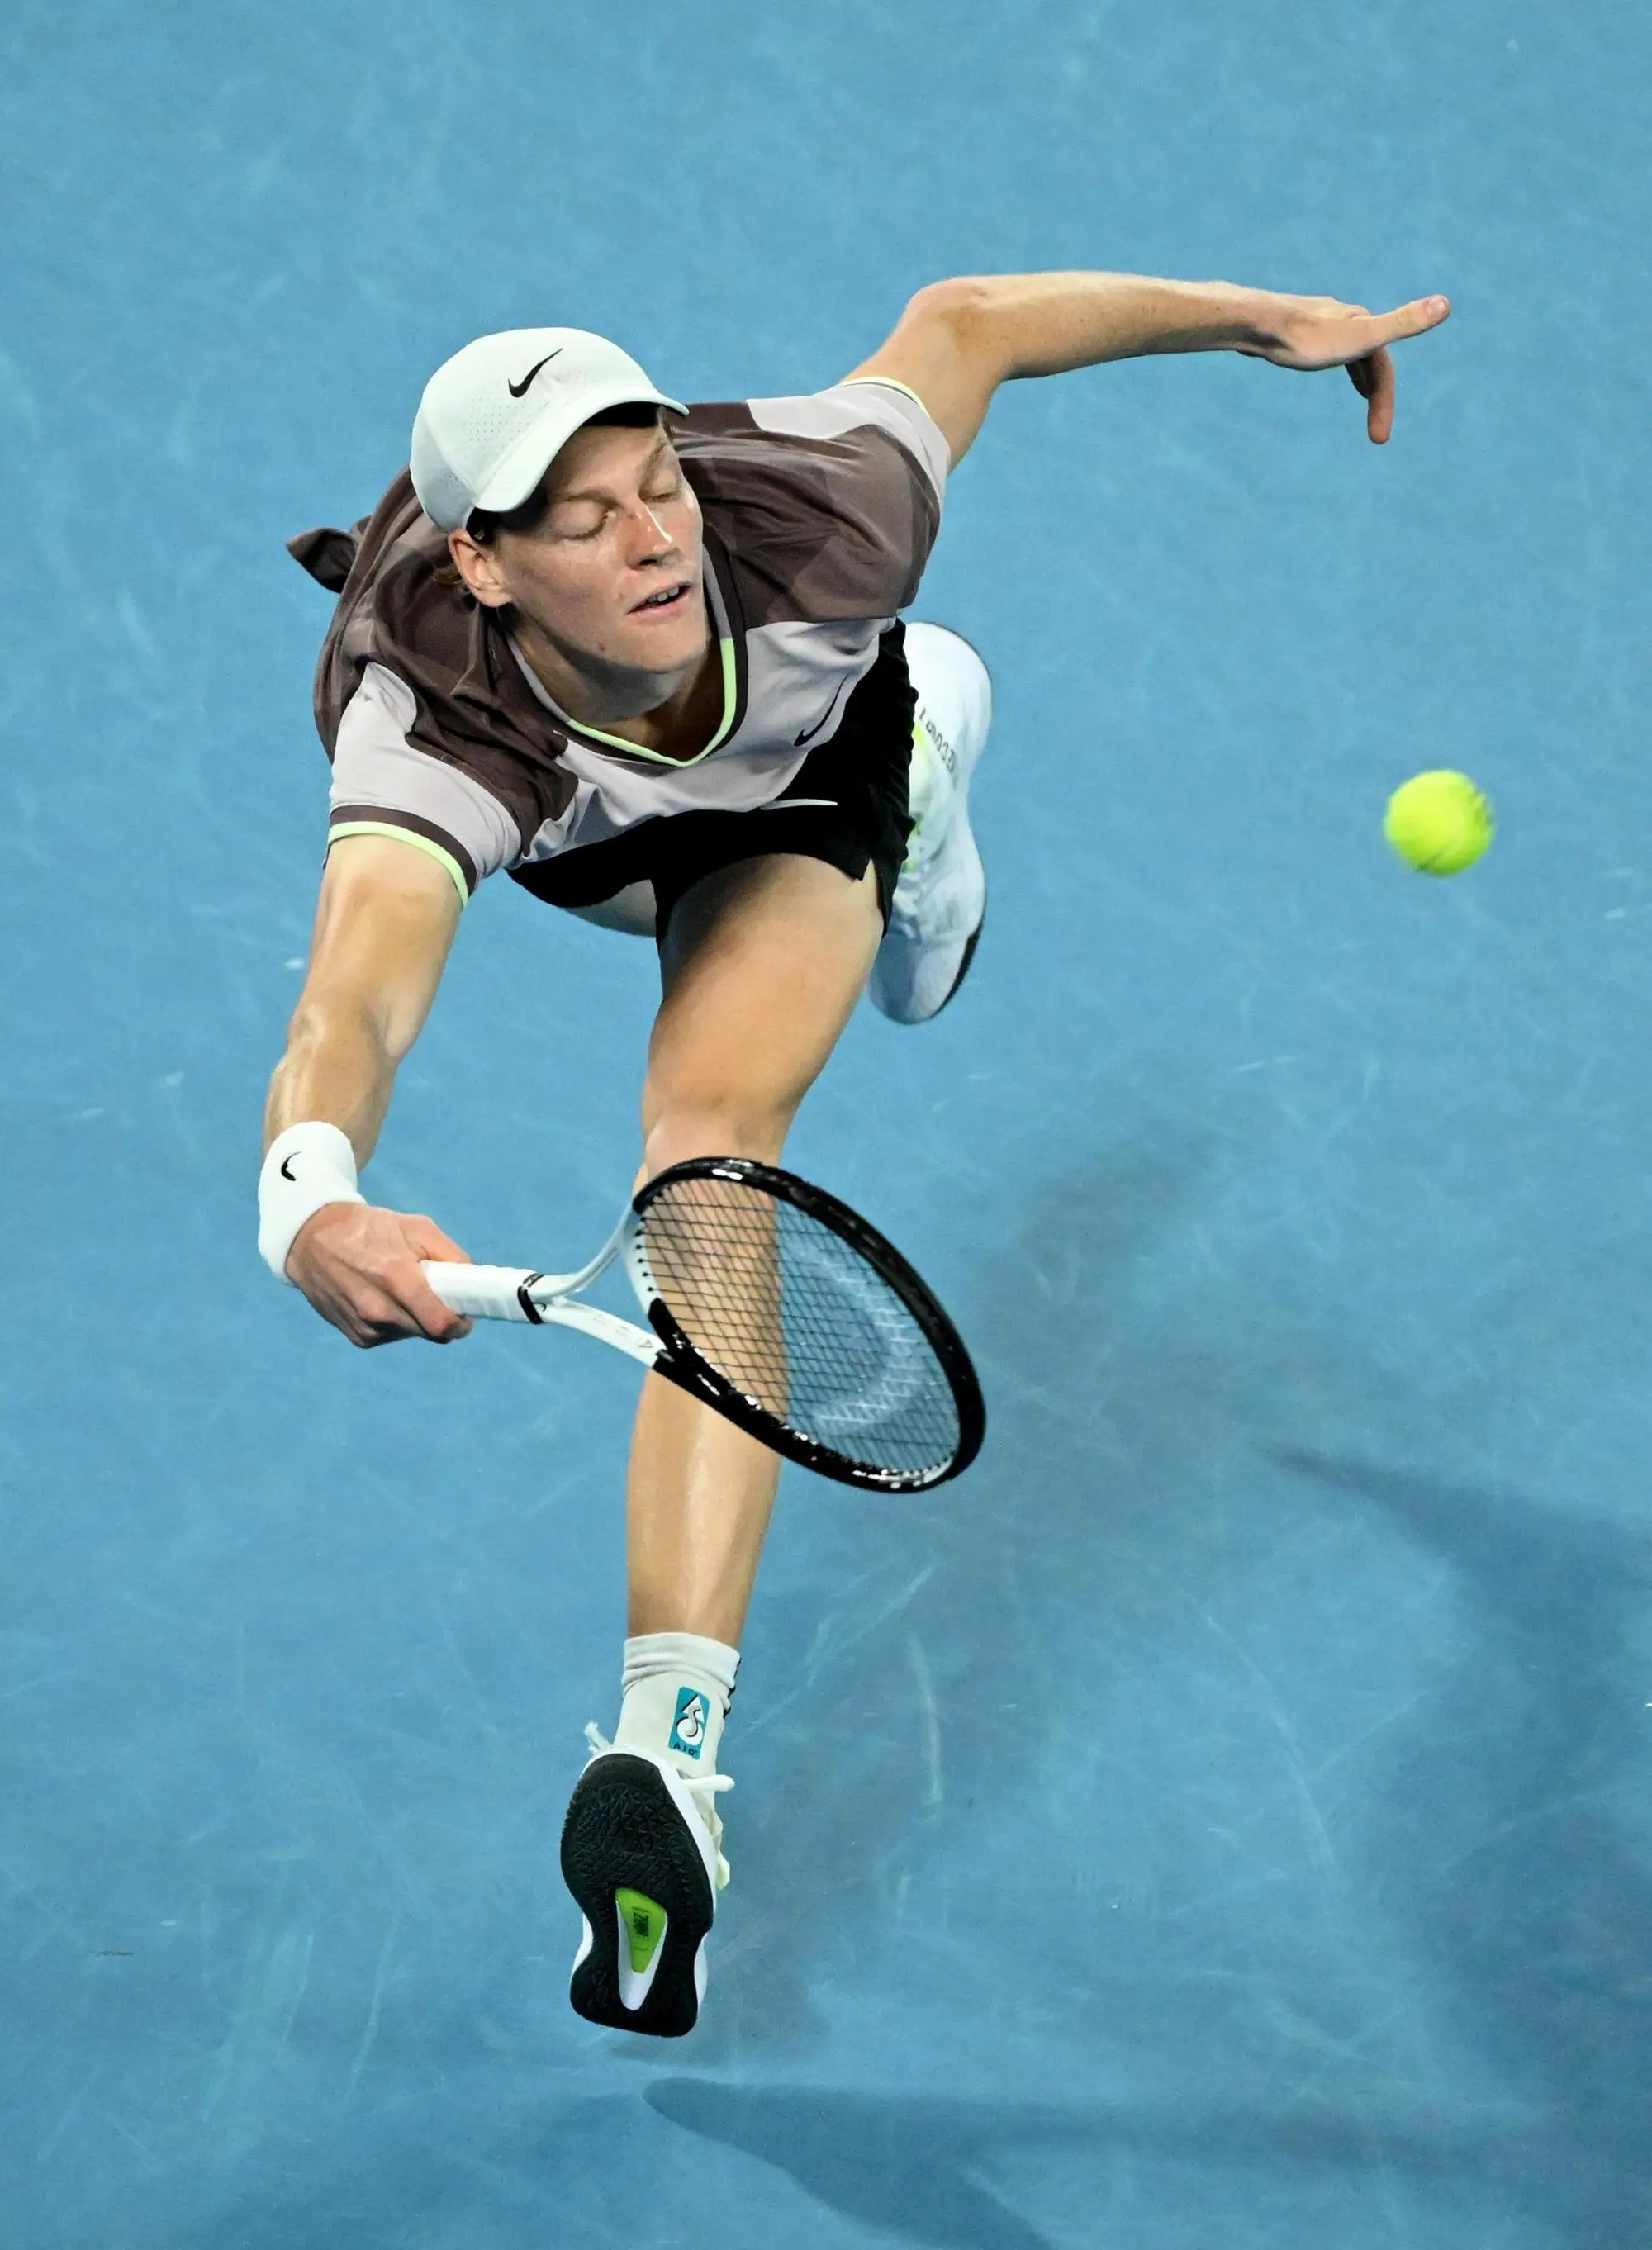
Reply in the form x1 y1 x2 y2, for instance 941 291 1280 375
5 3 1650 2244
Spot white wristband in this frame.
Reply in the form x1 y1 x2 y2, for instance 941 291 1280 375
259 1121 367 1283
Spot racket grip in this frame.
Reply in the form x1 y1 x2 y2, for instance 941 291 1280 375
421 1262 541 1322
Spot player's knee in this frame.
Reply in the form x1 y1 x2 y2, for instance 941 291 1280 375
642 1097 796 1180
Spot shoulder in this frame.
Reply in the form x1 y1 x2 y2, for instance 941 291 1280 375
678 379 949 496
302 476 577 847
674 382 947 624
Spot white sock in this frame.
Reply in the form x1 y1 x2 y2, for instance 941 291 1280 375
614 1632 740 1776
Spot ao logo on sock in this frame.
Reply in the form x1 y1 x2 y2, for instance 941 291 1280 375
669 1688 710 1759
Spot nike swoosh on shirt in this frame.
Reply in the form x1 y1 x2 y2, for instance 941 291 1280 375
794 676 848 747
507 349 564 399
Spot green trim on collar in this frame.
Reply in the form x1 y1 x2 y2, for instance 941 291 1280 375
541 634 738 770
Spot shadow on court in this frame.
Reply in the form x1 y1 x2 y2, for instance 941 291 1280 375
643 2079 1519 2250
696 1130 1370 2055
648 1147 1652 2248
1272 1450 1652 2250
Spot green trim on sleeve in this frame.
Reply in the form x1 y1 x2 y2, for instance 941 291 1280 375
326 821 470 905
840 374 932 413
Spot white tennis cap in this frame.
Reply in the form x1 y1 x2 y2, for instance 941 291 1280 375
410 327 686 534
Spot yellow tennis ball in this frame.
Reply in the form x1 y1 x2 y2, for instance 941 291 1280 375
1384 770 1494 876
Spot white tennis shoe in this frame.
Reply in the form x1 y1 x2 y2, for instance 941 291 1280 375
562 1725 732 2038
868 621 992 1025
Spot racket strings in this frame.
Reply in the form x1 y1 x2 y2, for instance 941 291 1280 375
639 1176 962 1475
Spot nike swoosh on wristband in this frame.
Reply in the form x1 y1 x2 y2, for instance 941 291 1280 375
507 349 564 399
794 676 848 747
279 1156 298 1181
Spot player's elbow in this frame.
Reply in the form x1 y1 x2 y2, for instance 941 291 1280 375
902 277 1000 352
897 278 1018 402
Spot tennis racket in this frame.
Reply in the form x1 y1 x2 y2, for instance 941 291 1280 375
421 1156 983 1493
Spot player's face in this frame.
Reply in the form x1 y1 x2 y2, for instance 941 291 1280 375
488 423 707 676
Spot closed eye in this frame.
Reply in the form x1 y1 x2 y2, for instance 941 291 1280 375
549 480 683 539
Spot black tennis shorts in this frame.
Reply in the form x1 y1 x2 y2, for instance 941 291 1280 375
509 623 916 942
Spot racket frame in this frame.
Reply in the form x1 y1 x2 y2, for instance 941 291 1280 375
631 1160 984 1491
425 1157 985 1492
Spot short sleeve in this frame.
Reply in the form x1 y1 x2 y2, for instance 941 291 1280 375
819 379 952 497
327 662 523 900
746 380 950 504
695 382 944 619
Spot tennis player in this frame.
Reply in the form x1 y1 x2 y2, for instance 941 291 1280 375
261 271 1448 2034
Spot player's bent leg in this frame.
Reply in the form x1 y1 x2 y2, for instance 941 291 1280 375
564 852 881 2036
868 620 993 1026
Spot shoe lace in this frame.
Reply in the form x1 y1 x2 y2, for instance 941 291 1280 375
583 1723 734 1887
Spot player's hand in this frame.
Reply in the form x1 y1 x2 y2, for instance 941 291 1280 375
286 1202 474 1348
1237 290 1450 444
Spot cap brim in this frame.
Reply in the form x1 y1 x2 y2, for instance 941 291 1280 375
470 382 689 520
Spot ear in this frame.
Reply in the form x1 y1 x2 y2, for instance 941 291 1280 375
447 528 511 610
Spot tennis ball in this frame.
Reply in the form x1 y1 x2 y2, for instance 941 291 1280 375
1384 770 1494 876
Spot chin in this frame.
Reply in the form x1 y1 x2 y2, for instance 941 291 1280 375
618 606 708 677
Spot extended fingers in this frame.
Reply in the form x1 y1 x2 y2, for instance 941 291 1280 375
1373 293 1451 345
1348 346 1396 442
1342 294 1446 442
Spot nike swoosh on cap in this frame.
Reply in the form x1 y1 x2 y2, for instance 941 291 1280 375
507 349 564 399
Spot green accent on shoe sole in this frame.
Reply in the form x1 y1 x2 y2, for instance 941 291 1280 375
616 1887 667 1975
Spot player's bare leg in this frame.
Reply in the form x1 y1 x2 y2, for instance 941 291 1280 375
563 850 882 2036
629 850 883 1640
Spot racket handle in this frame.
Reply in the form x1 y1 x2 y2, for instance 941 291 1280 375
421 1262 542 1323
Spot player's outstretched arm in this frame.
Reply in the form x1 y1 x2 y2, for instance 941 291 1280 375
263 834 472 1349
847 272 1450 462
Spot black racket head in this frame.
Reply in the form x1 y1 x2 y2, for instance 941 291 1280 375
628 1158 985 1493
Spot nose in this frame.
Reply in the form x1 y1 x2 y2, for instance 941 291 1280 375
622 497 676 567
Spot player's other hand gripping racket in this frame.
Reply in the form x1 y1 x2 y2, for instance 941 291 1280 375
424 1158 984 1493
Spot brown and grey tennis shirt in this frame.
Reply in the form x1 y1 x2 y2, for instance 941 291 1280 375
288 380 949 906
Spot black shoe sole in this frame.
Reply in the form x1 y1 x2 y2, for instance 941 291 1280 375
561 1754 714 2039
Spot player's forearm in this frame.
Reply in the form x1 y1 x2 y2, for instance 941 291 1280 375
263 994 400 1165
938 272 1270 381
859 270 1442 460
265 835 461 1165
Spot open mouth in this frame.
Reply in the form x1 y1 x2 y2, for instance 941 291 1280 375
630 581 692 617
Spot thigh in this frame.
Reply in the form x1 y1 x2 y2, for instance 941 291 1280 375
641 853 883 1165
